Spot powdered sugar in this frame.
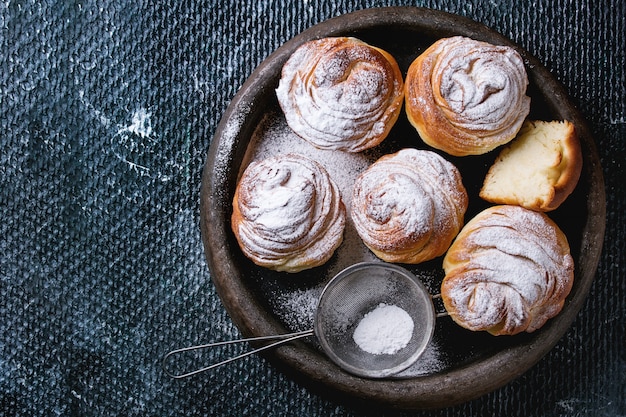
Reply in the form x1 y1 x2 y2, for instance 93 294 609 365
433 36 530 131
272 286 322 332
396 340 443 377
244 111 375 197
353 303 414 355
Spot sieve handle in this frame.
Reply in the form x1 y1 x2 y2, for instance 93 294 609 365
162 329 314 379
431 293 450 318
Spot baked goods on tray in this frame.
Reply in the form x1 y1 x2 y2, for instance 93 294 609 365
480 120 582 211
276 37 404 152
350 148 468 264
233 34 580 340
231 153 345 273
441 205 575 335
405 36 531 156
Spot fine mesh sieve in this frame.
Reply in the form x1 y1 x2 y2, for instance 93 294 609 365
163 262 437 379
315 262 436 378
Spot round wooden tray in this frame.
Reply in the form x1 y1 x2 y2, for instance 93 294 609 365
200 7 606 410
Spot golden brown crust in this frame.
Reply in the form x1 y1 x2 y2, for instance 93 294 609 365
231 154 345 273
405 36 531 156
441 205 574 335
276 37 404 152
546 121 583 210
350 148 468 264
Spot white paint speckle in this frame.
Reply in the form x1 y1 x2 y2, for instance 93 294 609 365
118 108 153 139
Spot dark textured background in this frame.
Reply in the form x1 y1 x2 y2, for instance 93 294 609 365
1 1 624 416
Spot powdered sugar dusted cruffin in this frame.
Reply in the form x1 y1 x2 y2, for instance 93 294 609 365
442 205 574 335
231 153 345 273
276 37 404 152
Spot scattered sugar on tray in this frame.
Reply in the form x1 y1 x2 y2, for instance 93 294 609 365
213 106 251 200
271 286 322 332
326 219 378 278
407 266 444 296
246 111 377 210
396 340 444 377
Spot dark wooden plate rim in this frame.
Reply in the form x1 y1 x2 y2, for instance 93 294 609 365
200 6 606 410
